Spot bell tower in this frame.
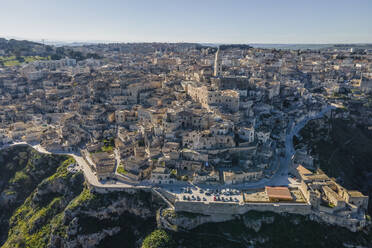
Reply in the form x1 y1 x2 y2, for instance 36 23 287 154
214 47 222 77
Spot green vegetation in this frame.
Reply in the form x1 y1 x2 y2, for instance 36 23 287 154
1 148 84 248
117 164 128 175
0 38 103 67
328 202 336 208
46 157 76 182
142 229 175 248
161 209 176 218
170 169 177 178
0 55 49 67
0 146 165 248
66 187 96 211
1 184 164 248
3 59 20 67
0 146 84 246
101 145 114 153
9 171 29 184
103 138 115 149
366 215 371 221
0 145 69 208
180 175 188 181
5 197 60 247
93 138 115 153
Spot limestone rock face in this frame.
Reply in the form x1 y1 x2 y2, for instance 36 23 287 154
0 191 17 207
242 215 275 232
73 227 121 248
47 190 165 248
159 208 235 231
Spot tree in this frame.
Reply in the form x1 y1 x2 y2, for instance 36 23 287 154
51 54 62 60
142 229 175 248
45 45 53 52
56 47 65 55
16 56 25 63
86 53 102 59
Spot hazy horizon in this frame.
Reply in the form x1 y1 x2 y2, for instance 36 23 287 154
1 0 372 44
3 36 372 47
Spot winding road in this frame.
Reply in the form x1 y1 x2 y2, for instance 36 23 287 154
0 105 335 193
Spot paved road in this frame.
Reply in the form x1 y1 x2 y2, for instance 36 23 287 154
1 142 141 189
1 105 334 193
263 105 335 188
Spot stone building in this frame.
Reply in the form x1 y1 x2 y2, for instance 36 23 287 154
238 127 255 143
90 152 116 180
296 165 368 214
360 73 372 93
213 48 222 77
182 81 239 112
182 130 235 150
223 170 263 184
150 166 175 184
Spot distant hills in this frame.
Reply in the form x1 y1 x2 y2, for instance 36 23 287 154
0 38 101 67
1 37 372 52
249 43 372 50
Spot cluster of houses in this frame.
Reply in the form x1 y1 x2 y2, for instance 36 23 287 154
294 165 369 230
0 43 371 190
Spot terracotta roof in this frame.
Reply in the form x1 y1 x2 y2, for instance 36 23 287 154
265 186 293 200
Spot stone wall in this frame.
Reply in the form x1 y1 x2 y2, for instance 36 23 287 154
311 211 368 232
174 200 368 232
174 201 311 216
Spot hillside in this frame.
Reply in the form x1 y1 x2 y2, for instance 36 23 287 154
0 145 71 244
0 145 166 248
168 211 372 248
1 145 371 248
0 38 101 67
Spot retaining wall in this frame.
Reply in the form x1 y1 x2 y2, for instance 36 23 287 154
88 182 151 194
174 201 311 216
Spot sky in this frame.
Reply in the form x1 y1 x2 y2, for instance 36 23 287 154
1 0 372 44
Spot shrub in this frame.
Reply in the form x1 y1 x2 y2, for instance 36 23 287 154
142 229 175 248
117 166 128 175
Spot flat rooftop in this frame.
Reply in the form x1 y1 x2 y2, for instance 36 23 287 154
243 187 306 203
266 186 293 201
243 189 269 203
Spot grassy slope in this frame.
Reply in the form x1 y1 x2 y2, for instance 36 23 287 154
0 145 164 248
0 145 71 244
2 170 84 248
2 136 371 248
0 145 85 248
3 178 162 248
0 56 49 67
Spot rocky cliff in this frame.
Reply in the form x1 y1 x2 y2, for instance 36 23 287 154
296 114 372 217
0 146 166 248
1 145 371 248
167 211 372 248
0 145 71 244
